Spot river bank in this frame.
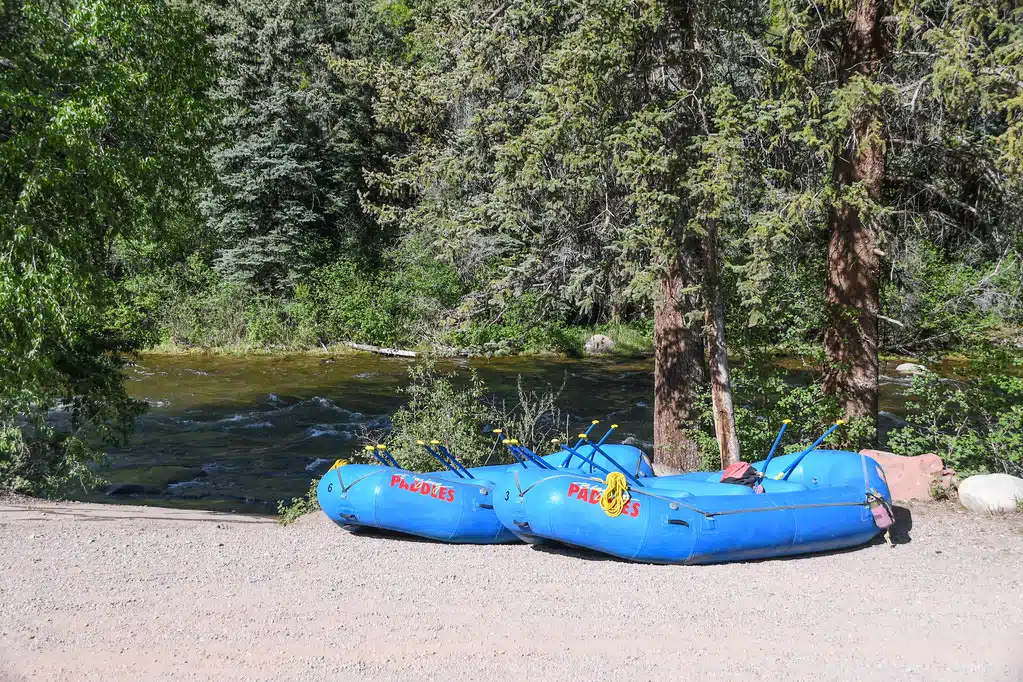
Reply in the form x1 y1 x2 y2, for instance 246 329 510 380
1 495 1021 681
78 351 1015 515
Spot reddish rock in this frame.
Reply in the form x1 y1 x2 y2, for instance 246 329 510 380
859 450 957 502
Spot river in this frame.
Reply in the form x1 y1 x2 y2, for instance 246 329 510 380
72 353 920 513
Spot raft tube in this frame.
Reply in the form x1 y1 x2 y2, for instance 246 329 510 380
317 444 653 544
490 449 893 563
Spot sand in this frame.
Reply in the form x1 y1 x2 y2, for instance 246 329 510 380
1 496 1021 681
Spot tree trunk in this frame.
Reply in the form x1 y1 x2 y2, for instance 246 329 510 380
702 220 740 467
823 0 885 426
653 249 707 471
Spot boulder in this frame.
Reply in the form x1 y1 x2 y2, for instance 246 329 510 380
958 474 1023 513
895 362 927 375
859 450 957 501
584 334 615 355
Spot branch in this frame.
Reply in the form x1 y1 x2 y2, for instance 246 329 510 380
342 342 417 358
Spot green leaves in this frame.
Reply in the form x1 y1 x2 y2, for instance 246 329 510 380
1 0 215 493
204 0 389 294
888 370 1023 476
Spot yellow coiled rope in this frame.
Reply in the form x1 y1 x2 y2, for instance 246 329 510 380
599 471 630 517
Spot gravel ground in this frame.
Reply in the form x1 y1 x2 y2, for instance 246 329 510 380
1 496 1021 682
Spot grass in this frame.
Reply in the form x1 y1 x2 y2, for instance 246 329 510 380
277 479 320 525
562 321 654 357
147 323 658 358
147 339 376 357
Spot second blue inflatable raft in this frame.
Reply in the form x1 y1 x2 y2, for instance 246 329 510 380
490 449 893 563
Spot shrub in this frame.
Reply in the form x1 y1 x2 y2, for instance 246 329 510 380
377 360 500 471
277 479 319 525
360 361 570 471
0 425 106 497
301 247 464 348
886 370 1023 477
685 369 876 470
450 293 578 355
881 240 1023 352
492 375 570 455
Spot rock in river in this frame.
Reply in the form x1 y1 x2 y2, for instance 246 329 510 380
958 474 1023 513
584 334 615 355
895 362 928 375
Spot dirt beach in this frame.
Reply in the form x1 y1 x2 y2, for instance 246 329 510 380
1 497 1021 681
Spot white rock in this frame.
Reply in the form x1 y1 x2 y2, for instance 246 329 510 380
895 362 928 375
958 474 1023 513
583 334 615 355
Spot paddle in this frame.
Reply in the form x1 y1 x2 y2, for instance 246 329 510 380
777 420 845 481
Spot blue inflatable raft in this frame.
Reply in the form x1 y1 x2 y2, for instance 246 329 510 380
317 425 653 544
491 438 894 564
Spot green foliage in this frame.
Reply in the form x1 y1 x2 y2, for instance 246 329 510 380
882 239 1023 352
301 245 464 348
493 376 570 456
685 370 877 470
203 0 389 294
377 361 500 472
0 0 215 494
277 478 320 525
887 371 1023 477
450 294 577 356
367 361 570 471
0 426 106 497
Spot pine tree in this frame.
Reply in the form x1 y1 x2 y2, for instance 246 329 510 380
204 0 381 293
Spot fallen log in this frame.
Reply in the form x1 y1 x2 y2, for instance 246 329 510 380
342 342 417 358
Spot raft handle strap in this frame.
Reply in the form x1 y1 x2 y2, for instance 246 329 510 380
512 472 876 522
704 498 870 518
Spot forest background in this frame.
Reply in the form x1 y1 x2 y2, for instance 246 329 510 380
2 0 1022 494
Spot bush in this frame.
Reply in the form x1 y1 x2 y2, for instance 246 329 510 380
0 425 106 497
376 360 500 471
886 368 1023 477
450 293 578 355
301 246 464 348
881 240 1023 353
685 369 876 470
492 375 570 455
360 361 570 471
277 479 320 525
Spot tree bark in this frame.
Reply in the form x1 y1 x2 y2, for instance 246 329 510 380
653 248 707 471
702 220 740 467
823 0 885 426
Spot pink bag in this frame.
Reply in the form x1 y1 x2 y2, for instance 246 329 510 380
871 502 894 529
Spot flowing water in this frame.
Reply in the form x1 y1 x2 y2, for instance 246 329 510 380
72 353 921 514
